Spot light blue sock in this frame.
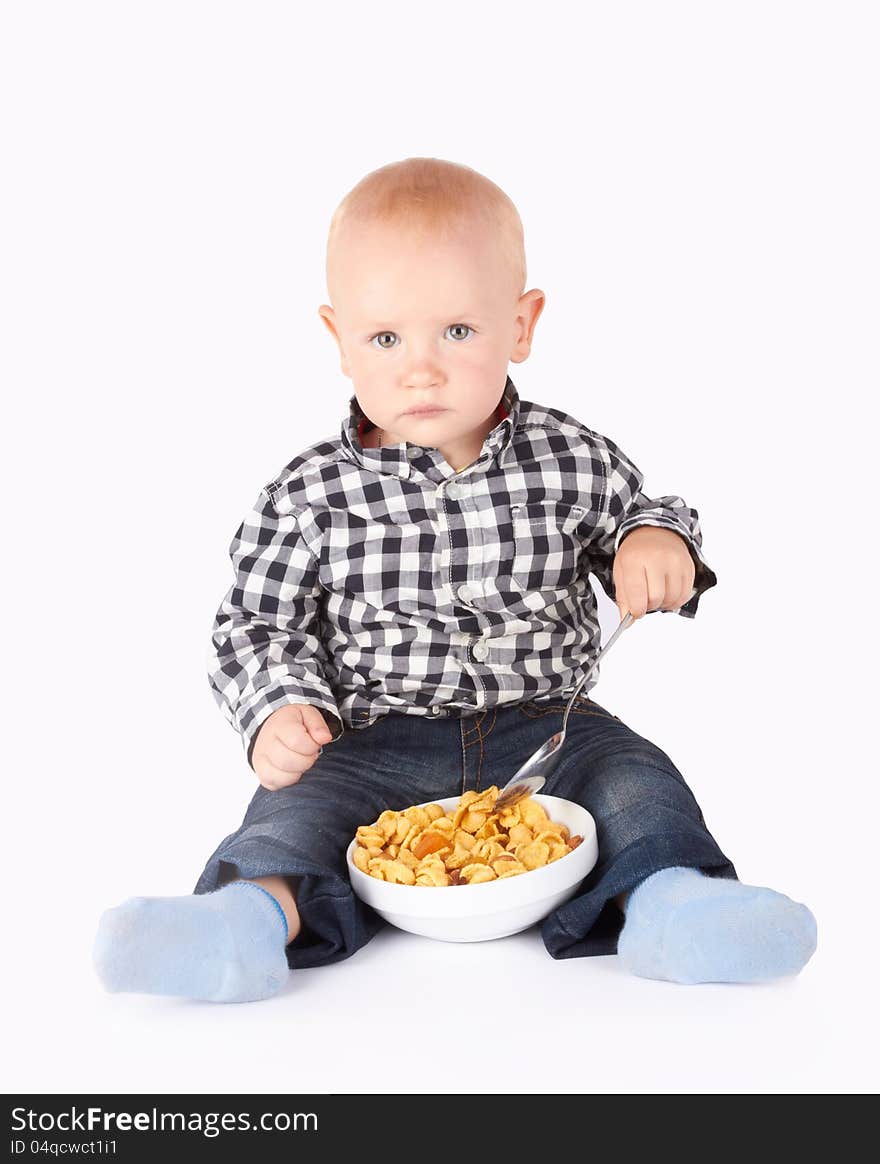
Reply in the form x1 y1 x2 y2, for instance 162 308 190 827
617 866 817 984
93 881 290 1002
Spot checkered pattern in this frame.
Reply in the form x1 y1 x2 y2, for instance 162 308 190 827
208 376 717 761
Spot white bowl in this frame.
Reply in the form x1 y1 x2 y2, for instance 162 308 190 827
346 794 598 943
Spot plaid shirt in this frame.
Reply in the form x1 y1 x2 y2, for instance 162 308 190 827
208 375 717 761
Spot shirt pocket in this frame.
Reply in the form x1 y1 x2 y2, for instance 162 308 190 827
508 501 588 592
318 509 435 606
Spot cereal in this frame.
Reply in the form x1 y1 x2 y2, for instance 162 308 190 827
356 826 386 849
352 846 371 874
507 823 533 847
460 863 497 884
520 799 549 830
515 840 551 871
412 830 449 860
351 785 581 886
369 857 417 885
395 847 420 870
403 806 432 830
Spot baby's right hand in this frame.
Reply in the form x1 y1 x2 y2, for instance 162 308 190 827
252 704 334 790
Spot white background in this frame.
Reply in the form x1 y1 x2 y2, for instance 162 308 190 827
2 0 877 1095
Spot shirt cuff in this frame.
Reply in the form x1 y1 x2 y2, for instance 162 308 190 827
236 683 345 769
615 518 718 619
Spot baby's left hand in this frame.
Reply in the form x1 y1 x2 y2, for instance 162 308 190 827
612 526 696 621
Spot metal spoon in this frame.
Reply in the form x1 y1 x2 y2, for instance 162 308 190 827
491 612 633 813
492 588 698 813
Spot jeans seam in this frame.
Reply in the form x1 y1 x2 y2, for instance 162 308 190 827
460 721 467 797
476 707 497 790
472 712 486 788
462 712 483 743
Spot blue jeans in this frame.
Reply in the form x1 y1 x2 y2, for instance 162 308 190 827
193 696 737 968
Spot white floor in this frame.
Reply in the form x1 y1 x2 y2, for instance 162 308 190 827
2 898 869 1094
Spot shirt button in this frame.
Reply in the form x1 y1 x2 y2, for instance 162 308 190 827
445 483 463 500
472 640 489 662
407 446 423 458
428 705 441 715
457 584 474 603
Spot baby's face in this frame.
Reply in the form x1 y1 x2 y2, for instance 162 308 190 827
319 221 544 461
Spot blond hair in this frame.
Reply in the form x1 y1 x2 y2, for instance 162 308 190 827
326 157 527 299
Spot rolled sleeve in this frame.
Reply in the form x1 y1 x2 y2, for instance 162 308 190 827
207 488 343 766
588 434 718 619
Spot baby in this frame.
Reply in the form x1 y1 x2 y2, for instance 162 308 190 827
93 157 816 1002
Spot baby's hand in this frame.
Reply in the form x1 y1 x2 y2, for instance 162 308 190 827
252 704 334 790
613 526 696 621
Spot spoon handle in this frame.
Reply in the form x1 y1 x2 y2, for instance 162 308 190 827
561 587 698 734
561 613 634 734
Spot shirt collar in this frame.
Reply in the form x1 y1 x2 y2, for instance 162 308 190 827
340 374 520 479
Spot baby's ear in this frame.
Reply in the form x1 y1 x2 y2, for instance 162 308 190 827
317 304 337 337
317 306 350 376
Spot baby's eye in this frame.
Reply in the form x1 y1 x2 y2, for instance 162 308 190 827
369 324 475 350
